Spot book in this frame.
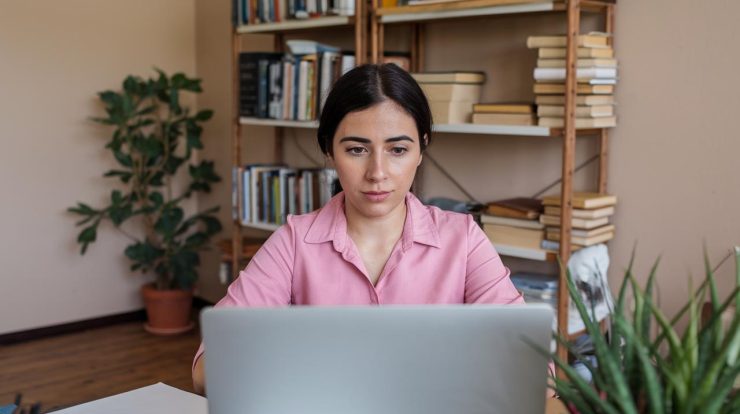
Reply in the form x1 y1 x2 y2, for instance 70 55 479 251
534 83 614 95
545 224 615 238
541 192 617 209
539 215 609 230
538 47 614 59
494 243 554 261
541 239 583 252
472 113 536 126
538 116 617 128
544 205 615 219
286 39 340 55
536 58 617 68
411 71 486 84
533 67 617 82
537 105 614 117
429 100 476 123
483 224 544 250
535 95 614 106
480 214 545 230
420 83 482 101
545 230 614 246
486 197 543 220
472 103 535 114
526 33 610 49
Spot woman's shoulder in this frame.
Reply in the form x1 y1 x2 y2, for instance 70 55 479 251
409 195 476 239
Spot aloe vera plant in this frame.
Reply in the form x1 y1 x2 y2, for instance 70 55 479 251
547 246 740 414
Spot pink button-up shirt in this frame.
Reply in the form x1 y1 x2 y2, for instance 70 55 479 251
193 192 523 366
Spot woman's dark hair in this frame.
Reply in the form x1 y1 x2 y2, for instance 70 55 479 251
317 63 433 156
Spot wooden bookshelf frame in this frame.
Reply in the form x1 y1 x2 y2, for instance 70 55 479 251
369 0 617 377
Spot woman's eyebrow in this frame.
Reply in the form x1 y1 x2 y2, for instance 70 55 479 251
338 135 414 144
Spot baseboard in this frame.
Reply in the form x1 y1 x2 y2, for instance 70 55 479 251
0 309 147 346
0 297 215 346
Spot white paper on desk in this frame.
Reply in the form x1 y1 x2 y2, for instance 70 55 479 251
53 382 207 414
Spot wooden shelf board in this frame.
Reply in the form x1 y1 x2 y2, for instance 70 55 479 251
236 16 353 34
240 117 319 128
492 243 557 261
239 222 281 232
378 0 562 23
434 123 555 136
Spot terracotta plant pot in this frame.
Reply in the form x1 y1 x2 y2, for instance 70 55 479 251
140 283 194 335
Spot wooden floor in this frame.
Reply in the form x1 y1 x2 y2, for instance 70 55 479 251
0 322 202 412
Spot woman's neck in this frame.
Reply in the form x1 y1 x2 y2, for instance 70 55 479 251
344 197 407 245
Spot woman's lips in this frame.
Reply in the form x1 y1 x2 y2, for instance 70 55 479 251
362 191 391 202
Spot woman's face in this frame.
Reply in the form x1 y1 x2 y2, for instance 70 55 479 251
330 100 423 221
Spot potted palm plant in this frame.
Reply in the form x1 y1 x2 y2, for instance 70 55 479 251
542 246 740 413
68 70 222 334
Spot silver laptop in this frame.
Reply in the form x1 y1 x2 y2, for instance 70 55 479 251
201 305 553 414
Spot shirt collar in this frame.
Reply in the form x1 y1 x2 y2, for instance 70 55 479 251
304 192 441 252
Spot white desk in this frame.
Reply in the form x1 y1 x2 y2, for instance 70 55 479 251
53 383 567 414
53 383 206 414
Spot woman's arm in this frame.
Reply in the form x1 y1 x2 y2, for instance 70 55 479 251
193 355 206 395
463 214 524 304
191 219 297 394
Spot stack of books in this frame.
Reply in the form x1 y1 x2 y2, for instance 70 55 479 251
526 32 617 129
510 272 558 311
239 42 355 121
538 192 617 250
411 72 485 124
471 103 536 126
480 197 548 258
232 0 355 27
233 164 338 227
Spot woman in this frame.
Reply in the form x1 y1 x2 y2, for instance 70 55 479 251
192 63 525 394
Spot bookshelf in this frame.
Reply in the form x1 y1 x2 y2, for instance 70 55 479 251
230 0 617 376
230 0 369 279
369 0 616 372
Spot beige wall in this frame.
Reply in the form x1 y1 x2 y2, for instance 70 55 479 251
194 1 740 317
0 0 196 334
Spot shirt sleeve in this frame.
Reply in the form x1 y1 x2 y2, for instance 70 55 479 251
463 214 524 305
192 216 296 371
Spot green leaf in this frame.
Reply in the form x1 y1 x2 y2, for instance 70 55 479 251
103 170 133 184
134 135 163 159
107 202 133 226
200 214 222 235
113 149 133 167
149 171 165 186
194 109 213 121
68 202 96 217
148 192 164 208
154 207 184 238
122 75 140 94
124 241 164 268
77 225 97 255
185 232 208 248
164 156 185 175
524 334 620 414
565 268 639 414
614 317 665 414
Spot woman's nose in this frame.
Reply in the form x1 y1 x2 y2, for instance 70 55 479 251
365 153 388 182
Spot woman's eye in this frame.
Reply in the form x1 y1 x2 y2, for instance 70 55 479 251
390 147 408 155
347 147 367 155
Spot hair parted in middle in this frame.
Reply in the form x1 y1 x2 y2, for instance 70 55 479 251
317 63 433 157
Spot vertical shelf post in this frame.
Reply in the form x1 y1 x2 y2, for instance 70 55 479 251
556 0 581 378
231 30 243 279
